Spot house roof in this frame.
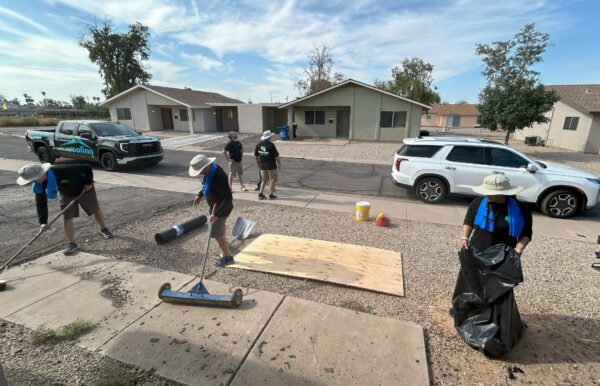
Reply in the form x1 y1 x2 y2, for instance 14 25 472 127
428 104 479 116
278 79 432 109
546 84 600 114
100 84 242 108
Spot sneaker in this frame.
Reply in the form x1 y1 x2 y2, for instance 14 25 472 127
100 227 113 239
214 256 235 267
268 194 278 200
63 242 79 256
254 187 260 191
258 193 266 200
214 252 224 259
241 186 248 192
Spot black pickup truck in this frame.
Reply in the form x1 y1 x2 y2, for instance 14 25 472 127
25 120 163 171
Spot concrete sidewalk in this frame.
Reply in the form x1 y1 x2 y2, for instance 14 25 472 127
1 157 598 243
1 252 429 385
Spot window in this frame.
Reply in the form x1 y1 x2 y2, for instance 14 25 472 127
446 146 485 164
60 122 76 135
397 145 442 158
447 115 461 127
227 110 233 119
179 109 188 122
487 148 529 169
305 110 325 125
563 117 579 131
77 124 93 137
380 111 407 128
116 108 131 120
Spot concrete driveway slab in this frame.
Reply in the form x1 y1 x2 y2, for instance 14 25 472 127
101 279 283 386
0 252 120 318
7 258 194 351
231 297 429 386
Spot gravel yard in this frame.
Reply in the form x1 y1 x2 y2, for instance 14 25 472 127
2 182 599 385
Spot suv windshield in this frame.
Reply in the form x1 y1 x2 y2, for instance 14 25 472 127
397 145 443 158
90 123 138 137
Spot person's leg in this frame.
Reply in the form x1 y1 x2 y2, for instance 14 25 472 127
269 180 276 195
228 173 234 188
94 210 107 229
215 236 231 257
255 170 262 191
64 218 76 243
238 175 246 190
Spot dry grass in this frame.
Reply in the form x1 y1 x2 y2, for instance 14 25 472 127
30 320 96 345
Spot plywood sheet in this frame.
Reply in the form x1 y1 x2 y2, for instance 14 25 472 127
232 234 403 296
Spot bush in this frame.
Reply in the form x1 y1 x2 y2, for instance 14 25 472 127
30 320 96 345
0 116 59 127
94 363 138 386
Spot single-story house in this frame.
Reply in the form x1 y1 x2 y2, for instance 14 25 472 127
100 84 244 134
514 85 600 154
420 104 480 129
278 79 431 141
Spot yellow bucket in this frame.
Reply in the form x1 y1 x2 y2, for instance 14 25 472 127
355 201 371 222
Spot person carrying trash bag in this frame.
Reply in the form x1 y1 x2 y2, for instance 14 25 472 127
189 154 235 267
451 174 533 357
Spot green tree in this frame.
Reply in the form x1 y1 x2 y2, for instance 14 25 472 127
476 23 559 144
295 45 345 96
23 94 34 104
374 58 441 106
71 95 87 109
80 20 151 98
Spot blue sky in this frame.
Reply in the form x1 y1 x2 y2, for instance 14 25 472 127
1 0 599 104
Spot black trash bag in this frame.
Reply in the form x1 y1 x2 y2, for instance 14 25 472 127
450 244 526 357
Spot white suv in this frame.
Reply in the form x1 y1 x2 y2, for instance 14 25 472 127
391 137 600 218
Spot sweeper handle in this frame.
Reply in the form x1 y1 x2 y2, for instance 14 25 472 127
0 188 89 274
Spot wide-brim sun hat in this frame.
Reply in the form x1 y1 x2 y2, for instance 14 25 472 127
188 154 216 177
261 130 275 140
473 174 524 196
16 162 51 185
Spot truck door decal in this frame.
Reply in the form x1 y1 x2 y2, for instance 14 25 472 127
57 139 94 156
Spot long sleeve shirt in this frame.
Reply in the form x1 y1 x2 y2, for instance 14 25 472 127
197 165 233 218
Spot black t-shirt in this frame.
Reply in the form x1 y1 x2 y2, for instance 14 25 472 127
197 165 233 218
464 196 533 251
224 140 243 162
254 140 279 170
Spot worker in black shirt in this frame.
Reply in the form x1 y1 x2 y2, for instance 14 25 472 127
16 163 113 255
460 174 532 253
254 130 281 200
189 154 235 267
223 131 248 191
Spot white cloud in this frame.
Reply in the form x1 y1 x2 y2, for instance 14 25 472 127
180 53 232 73
0 6 49 33
147 59 187 83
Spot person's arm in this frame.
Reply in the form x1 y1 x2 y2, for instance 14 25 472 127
193 190 204 206
35 193 48 228
276 156 281 170
459 225 472 249
515 204 533 253
212 179 232 218
459 198 479 249
223 150 231 162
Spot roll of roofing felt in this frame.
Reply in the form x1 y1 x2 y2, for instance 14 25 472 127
154 215 208 244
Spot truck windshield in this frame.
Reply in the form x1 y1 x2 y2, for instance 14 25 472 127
90 123 138 137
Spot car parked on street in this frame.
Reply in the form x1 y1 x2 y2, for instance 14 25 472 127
25 120 163 171
391 137 600 218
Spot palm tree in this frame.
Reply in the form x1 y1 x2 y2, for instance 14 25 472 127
41 91 46 106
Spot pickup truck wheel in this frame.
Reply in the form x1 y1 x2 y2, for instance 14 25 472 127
414 177 447 204
36 146 55 164
100 152 118 171
541 189 580 218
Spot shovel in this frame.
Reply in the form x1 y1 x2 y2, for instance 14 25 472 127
229 217 256 246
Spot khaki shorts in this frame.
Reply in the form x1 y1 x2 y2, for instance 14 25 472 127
260 169 278 184
209 216 227 239
60 187 100 220
229 161 243 177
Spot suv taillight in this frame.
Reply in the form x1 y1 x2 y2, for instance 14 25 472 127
395 158 407 171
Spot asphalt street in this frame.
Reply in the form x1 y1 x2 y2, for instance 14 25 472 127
0 132 413 199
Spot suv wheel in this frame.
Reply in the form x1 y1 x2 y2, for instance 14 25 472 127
36 146 55 164
541 189 580 218
100 152 118 171
414 177 447 203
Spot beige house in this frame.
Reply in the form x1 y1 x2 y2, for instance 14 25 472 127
101 84 242 133
421 104 480 129
278 79 430 141
514 85 600 154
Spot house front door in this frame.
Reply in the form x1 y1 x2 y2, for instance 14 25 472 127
161 108 174 130
336 110 350 138
215 109 224 131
